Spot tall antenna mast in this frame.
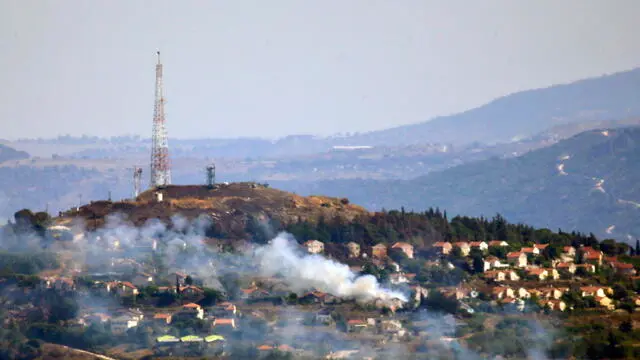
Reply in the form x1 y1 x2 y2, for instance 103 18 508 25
133 167 143 198
150 50 171 188
206 164 216 188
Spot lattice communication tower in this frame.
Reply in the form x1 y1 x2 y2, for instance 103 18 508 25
150 51 171 188
206 164 216 188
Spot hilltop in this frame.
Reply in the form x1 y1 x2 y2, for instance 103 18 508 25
56 182 368 236
284 126 640 241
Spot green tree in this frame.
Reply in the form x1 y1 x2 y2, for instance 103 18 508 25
472 255 485 274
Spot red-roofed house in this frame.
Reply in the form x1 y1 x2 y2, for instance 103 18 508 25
212 318 236 330
470 241 489 252
347 319 368 332
240 286 270 299
453 242 471 256
521 247 540 256
180 285 205 296
278 344 295 352
575 263 596 273
611 262 637 275
483 270 506 282
580 247 603 265
391 242 414 259
556 262 576 274
507 252 527 268
488 240 509 247
433 242 452 255
153 313 172 325
182 303 204 319
111 282 138 297
542 287 569 300
526 268 549 281
539 299 567 312
534 244 549 251
562 246 576 257
491 286 515 299
215 302 237 317
484 256 507 271
580 286 612 298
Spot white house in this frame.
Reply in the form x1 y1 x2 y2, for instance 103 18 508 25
304 240 324 254
470 241 489 252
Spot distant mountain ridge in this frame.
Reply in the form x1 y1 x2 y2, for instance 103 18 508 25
277 126 640 241
346 67 640 147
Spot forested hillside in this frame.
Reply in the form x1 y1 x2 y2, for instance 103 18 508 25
280 127 640 241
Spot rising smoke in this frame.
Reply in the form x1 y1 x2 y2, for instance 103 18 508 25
0 212 562 359
256 233 407 303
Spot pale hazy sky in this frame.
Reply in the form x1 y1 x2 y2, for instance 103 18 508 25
1 1 640 139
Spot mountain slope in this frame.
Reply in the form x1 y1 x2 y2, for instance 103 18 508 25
279 127 640 240
0 144 29 164
349 68 640 147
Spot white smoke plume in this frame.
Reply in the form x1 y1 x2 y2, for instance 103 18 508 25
255 232 407 303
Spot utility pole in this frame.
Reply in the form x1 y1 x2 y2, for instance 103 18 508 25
133 167 143 198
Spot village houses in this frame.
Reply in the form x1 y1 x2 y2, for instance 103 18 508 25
304 240 324 254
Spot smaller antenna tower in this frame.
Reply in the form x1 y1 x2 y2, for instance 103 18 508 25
206 164 216 188
133 167 143 198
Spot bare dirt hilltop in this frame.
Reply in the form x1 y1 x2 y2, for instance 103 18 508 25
56 182 369 236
